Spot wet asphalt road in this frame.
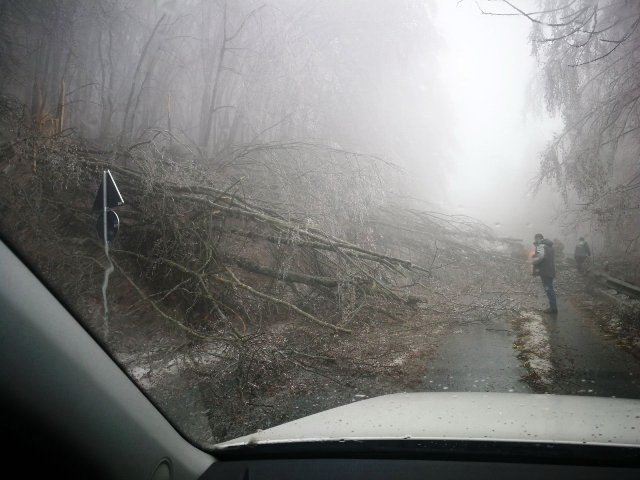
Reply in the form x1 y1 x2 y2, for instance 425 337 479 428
423 315 533 394
423 298 640 398
547 297 640 399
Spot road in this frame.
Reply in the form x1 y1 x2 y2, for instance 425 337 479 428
422 297 640 399
547 296 640 398
422 315 533 393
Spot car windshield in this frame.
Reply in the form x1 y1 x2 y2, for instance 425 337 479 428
1 0 640 450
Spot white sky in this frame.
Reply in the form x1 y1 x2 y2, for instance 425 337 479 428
432 0 564 240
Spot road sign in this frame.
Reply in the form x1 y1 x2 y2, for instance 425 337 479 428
92 169 124 211
97 210 120 242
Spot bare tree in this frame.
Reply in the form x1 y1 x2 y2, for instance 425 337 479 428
483 0 640 254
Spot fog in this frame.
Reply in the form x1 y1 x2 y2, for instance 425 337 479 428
433 1 564 241
3 0 640 444
1 0 628 249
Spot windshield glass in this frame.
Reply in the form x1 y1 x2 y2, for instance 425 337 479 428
1 0 640 449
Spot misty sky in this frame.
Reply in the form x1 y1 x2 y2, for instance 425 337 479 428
0 0 579 244
433 1 565 241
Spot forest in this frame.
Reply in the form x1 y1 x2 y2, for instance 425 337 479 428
1 0 639 444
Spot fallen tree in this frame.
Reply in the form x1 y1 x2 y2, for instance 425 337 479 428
0 123 528 444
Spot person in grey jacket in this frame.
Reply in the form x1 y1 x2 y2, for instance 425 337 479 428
530 233 557 314
574 237 591 273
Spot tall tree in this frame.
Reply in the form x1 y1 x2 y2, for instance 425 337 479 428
488 0 640 252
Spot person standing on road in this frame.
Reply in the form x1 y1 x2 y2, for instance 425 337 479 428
530 233 557 314
574 237 591 273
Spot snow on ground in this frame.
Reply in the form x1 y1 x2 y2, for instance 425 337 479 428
514 311 553 386
117 344 225 389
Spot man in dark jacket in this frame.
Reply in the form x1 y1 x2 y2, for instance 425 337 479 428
574 237 591 273
531 233 557 314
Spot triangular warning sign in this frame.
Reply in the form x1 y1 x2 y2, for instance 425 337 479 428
92 170 125 211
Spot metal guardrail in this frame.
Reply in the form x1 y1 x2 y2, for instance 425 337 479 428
603 275 640 300
588 267 640 300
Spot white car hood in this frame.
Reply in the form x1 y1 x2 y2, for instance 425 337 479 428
217 392 640 448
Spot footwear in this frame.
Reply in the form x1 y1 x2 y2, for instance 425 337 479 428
543 308 558 314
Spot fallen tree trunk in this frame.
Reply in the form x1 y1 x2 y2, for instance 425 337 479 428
2 139 502 343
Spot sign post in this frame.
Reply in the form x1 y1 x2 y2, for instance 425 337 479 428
92 169 124 339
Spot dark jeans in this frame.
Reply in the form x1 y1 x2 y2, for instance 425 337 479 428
575 255 586 272
541 275 557 311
